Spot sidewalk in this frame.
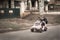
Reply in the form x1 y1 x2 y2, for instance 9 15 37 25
43 12 60 15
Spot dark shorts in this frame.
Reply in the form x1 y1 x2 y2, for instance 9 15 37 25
41 22 45 26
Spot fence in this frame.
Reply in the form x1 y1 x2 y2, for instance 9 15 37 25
0 8 20 19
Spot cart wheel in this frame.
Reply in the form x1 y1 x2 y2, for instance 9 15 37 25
39 28 42 33
44 27 47 31
31 28 34 32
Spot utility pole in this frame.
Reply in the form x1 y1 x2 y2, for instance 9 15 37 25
39 0 44 15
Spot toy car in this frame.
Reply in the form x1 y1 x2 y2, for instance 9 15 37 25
30 20 47 32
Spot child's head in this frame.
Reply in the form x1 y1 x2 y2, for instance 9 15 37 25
41 15 46 19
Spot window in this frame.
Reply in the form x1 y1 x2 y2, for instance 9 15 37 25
14 1 21 8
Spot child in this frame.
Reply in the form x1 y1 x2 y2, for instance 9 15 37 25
40 16 48 31
31 17 47 32
40 16 48 24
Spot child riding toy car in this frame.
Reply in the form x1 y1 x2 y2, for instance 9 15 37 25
30 19 47 33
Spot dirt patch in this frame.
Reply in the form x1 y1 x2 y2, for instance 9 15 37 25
0 18 34 33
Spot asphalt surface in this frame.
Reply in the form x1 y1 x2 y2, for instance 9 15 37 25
0 24 60 40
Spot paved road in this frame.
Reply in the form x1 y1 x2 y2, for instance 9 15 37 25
0 25 60 40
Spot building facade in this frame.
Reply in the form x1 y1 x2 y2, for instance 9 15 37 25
0 0 60 18
48 0 60 11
